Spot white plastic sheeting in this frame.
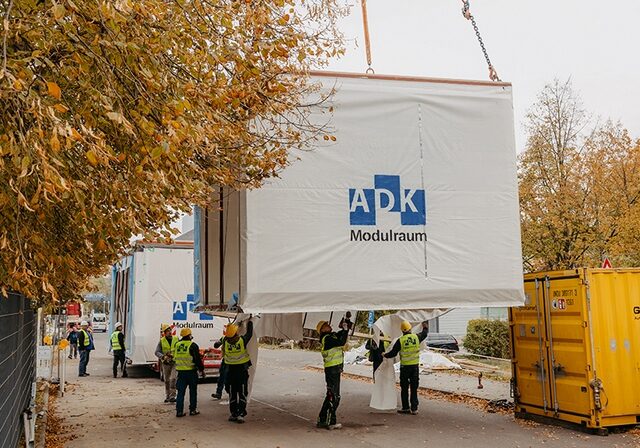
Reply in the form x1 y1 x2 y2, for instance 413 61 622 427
343 342 369 365
372 309 448 343
239 73 523 313
343 342 460 371
392 352 461 373
370 359 397 410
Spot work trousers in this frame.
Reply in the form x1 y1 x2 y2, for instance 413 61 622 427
176 370 198 414
162 363 177 400
228 364 249 417
399 365 420 411
318 365 342 426
112 350 127 377
68 343 78 359
215 361 229 397
78 349 90 376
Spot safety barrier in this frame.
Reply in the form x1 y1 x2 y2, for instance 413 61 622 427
0 293 36 448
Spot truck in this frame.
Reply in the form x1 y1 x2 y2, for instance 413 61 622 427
110 241 224 377
65 301 84 326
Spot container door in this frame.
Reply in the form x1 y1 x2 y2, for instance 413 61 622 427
543 275 592 417
511 278 551 411
113 266 131 333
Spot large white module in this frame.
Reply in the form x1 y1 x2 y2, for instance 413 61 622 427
195 72 524 313
111 242 225 367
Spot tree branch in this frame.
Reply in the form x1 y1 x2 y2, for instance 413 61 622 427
1 0 14 78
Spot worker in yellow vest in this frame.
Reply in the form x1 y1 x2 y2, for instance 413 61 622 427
77 320 94 377
224 320 253 423
316 317 351 430
173 328 204 417
155 324 177 403
110 322 128 378
384 320 429 414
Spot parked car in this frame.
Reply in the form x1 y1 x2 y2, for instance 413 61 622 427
425 333 459 352
91 313 108 332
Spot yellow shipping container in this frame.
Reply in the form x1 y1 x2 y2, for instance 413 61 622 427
510 268 640 433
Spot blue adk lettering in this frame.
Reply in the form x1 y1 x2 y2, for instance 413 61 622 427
349 175 426 226
172 294 214 321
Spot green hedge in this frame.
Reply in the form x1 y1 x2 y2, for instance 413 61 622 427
463 319 510 359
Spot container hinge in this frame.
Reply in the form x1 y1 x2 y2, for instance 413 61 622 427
582 321 588 328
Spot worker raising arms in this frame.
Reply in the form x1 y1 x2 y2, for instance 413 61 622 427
384 320 429 415
224 320 253 424
316 316 352 430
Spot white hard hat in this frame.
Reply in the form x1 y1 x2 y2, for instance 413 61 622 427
115 322 123 328
80 320 88 326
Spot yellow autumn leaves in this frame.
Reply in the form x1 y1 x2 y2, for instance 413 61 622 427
519 80 640 271
0 0 348 303
46 81 61 99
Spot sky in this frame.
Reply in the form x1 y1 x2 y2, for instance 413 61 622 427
326 0 640 152
175 1 639 235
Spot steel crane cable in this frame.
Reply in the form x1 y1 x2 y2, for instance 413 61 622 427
461 0 501 81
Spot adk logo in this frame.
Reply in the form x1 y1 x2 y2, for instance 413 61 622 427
172 294 213 321
349 175 426 226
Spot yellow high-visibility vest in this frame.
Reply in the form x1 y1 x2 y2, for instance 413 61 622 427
80 330 90 348
399 333 420 366
224 338 250 365
321 334 344 368
174 340 195 371
110 331 122 351
160 336 176 354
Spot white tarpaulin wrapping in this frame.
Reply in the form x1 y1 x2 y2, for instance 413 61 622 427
370 359 398 410
372 309 449 343
239 73 523 313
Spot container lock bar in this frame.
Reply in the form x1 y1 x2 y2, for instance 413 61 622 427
590 378 604 410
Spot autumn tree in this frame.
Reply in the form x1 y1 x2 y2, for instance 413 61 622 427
0 0 347 303
519 79 640 271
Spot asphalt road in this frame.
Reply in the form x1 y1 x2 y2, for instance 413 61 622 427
55 333 637 448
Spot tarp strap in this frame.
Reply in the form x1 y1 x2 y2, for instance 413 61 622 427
360 0 375 74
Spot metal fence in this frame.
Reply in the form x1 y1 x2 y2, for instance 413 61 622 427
0 293 36 448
